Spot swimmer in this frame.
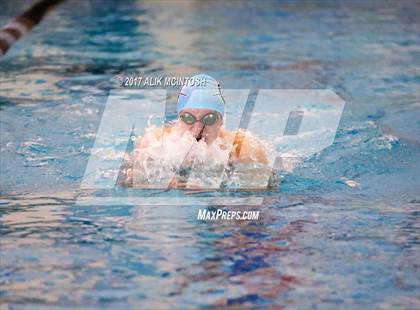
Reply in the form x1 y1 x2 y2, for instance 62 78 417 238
124 74 270 189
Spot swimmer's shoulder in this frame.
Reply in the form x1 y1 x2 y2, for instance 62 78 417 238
220 128 269 164
219 128 253 147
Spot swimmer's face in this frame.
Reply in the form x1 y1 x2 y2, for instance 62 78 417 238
178 108 223 144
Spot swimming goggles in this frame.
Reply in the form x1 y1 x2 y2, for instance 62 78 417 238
180 112 220 126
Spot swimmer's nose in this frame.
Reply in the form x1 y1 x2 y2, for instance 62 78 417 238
190 122 205 137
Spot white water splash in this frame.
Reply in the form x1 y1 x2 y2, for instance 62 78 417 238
130 126 277 190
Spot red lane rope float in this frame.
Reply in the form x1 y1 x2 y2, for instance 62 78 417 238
0 0 65 57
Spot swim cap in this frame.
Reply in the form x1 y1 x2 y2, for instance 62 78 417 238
177 74 225 116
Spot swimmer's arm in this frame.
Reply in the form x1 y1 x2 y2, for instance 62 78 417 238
130 127 165 162
121 128 164 187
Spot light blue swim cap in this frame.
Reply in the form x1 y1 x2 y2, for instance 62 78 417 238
177 74 225 116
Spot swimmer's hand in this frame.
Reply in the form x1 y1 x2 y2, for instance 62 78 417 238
126 176 203 190
168 178 204 190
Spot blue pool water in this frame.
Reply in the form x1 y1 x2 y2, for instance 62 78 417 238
0 0 419 308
